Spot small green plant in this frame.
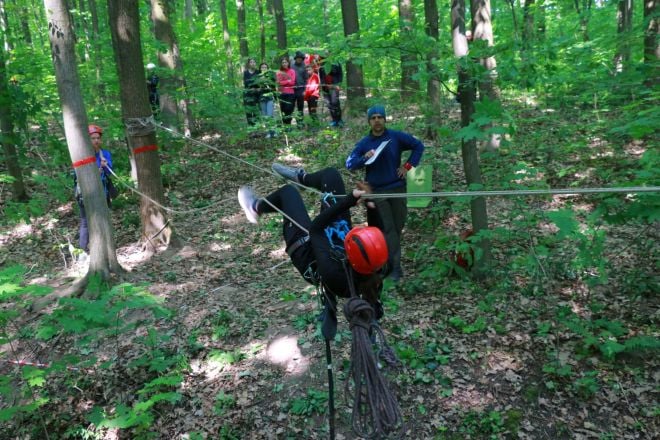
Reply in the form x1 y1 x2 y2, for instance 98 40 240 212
289 388 328 416
213 391 236 416
455 409 505 439
292 311 316 331
212 310 234 341
573 371 600 399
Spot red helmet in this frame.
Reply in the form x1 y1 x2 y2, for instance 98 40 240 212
344 227 388 274
88 125 103 136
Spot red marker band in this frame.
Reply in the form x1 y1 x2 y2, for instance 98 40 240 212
133 144 158 155
72 156 96 168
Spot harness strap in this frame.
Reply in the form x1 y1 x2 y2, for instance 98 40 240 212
286 235 310 257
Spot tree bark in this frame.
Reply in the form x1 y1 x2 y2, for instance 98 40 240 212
272 0 287 59
108 0 181 254
44 0 120 278
614 0 633 74
0 43 28 202
471 0 501 151
236 0 248 59
644 0 659 64
87 0 104 97
424 0 441 140
150 0 194 137
0 0 12 52
398 0 419 101
256 0 265 61
340 0 366 112
452 0 492 276
19 6 33 45
219 0 236 86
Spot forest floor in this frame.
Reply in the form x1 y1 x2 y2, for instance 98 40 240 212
1 100 658 439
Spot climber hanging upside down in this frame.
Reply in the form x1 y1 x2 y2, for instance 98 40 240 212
237 164 388 339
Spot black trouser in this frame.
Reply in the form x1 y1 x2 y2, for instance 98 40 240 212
256 168 348 276
294 89 305 122
307 97 318 121
324 87 341 122
279 93 295 125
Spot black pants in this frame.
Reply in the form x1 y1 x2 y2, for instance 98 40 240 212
294 89 305 122
324 88 342 122
307 97 318 121
279 93 295 125
256 168 348 276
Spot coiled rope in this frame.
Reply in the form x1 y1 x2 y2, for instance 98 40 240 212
342 267 404 438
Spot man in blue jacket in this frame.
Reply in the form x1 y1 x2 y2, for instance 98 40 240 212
345 105 425 281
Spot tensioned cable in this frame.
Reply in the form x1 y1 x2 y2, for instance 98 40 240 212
154 123 323 197
364 186 660 199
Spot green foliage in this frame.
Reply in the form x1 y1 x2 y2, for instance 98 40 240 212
213 391 236 416
289 388 328 416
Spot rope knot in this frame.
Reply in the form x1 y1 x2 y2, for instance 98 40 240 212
343 297 374 331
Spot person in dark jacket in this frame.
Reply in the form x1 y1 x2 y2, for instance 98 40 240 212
243 58 260 126
256 62 277 137
238 165 387 336
146 63 160 115
345 105 425 281
291 51 308 125
319 57 344 127
74 125 116 252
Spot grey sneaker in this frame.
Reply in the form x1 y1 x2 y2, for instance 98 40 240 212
238 186 259 224
272 163 304 183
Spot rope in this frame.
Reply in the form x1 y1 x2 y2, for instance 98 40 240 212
342 264 404 439
365 186 660 199
259 197 310 234
124 116 157 137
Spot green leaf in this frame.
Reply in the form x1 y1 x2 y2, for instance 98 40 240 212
547 209 579 239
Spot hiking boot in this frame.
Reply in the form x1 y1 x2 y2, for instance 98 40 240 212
238 186 260 224
272 163 304 184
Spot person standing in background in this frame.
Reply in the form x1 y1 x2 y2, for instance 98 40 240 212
243 58 260 127
276 57 296 126
256 62 276 137
319 56 344 127
291 51 308 126
304 64 320 125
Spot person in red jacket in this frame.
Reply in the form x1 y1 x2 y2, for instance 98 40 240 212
276 57 296 125
303 64 320 124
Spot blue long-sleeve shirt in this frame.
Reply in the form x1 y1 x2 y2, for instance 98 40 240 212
345 129 424 190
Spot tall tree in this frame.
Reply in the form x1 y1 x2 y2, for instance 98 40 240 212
0 0 13 52
644 0 659 64
44 0 120 277
256 0 265 61
219 0 236 86
340 0 366 112
272 0 287 58
87 0 104 96
452 0 492 275
398 0 419 100
471 0 500 151
0 43 28 202
521 0 535 86
108 0 180 254
614 0 633 74
150 0 194 136
236 0 248 59
424 0 441 139
574 0 592 42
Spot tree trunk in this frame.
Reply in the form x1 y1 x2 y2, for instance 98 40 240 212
0 44 28 202
471 0 501 152
45 0 120 278
521 0 535 87
0 0 13 52
150 0 194 137
645 0 659 64
574 0 591 42
19 7 32 45
236 0 248 59
196 0 208 15
184 0 193 21
108 0 181 254
424 0 441 140
340 0 366 112
88 0 104 97
398 0 419 101
256 0 265 61
452 0 492 276
219 0 236 86
614 0 633 74
272 0 287 59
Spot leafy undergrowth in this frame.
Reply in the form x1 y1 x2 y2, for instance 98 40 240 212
1 100 658 439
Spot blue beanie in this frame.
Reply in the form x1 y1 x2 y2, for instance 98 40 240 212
367 105 386 120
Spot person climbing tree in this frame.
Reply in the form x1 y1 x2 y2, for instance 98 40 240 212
237 164 388 338
146 63 160 115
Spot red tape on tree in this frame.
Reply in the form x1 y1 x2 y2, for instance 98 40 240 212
72 156 96 168
133 144 158 155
